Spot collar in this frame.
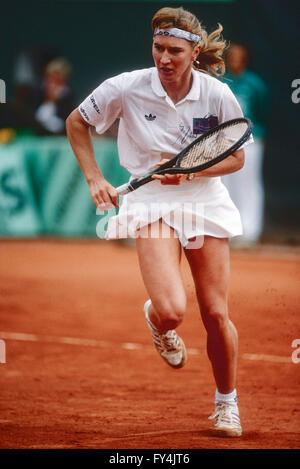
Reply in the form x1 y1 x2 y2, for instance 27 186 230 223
151 67 200 102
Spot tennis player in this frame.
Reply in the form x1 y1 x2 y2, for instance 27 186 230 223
66 7 252 437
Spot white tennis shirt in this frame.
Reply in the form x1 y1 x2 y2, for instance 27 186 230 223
78 67 245 178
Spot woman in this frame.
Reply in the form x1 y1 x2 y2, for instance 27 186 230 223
66 7 251 438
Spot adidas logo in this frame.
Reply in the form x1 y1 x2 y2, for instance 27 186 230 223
145 113 156 121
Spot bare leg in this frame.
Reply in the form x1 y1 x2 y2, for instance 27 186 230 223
136 219 186 332
184 236 238 394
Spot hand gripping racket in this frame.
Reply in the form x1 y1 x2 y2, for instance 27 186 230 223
115 117 253 196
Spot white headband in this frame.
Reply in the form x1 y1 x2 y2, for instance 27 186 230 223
154 27 201 43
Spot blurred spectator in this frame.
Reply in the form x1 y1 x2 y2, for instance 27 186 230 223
34 58 75 135
0 50 74 138
0 50 37 137
221 43 270 245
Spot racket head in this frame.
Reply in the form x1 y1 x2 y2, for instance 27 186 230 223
156 117 253 175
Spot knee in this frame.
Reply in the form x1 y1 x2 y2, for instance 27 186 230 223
153 299 185 331
202 307 228 332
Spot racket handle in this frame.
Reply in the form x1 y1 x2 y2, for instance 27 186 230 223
115 182 133 196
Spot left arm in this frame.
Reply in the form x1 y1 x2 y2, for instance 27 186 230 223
194 148 244 177
152 149 244 184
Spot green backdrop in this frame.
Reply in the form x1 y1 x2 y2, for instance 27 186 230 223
0 136 129 237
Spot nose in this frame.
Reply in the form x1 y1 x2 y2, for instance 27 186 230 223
160 50 171 64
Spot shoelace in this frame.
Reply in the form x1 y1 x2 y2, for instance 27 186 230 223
161 330 179 352
208 403 241 427
152 328 179 353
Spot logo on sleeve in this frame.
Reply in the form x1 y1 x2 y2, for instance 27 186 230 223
193 114 218 134
90 94 100 114
145 113 156 121
79 106 89 121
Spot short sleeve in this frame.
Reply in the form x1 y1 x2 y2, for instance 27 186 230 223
218 83 244 122
219 83 254 146
78 74 124 134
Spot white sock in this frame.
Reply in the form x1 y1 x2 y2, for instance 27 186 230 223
215 388 238 405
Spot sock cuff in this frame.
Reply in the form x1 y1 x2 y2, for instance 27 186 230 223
215 388 238 404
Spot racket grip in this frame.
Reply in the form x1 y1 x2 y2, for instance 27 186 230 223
115 182 133 196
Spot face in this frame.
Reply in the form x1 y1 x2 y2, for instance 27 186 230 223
152 35 200 84
44 71 66 101
226 46 248 75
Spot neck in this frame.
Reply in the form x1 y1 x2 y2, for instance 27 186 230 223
229 68 245 77
161 70 193 104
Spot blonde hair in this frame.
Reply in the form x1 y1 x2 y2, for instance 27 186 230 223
152 7 227 76
45 58 72 79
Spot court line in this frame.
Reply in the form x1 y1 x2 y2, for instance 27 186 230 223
27 429 198 447
96 429 198 443
242 353 291 363
0 331 293 364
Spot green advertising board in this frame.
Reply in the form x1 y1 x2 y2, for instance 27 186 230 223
0 136 130 237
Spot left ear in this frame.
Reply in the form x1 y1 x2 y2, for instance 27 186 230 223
193 44 201 61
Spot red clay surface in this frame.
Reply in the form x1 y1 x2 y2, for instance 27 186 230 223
0 239 299 449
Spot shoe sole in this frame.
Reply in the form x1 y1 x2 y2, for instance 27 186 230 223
211 426 242 437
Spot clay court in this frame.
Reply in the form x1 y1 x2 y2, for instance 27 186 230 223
0 239 299 449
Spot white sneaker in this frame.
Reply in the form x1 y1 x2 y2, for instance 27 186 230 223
208 402 242 437
144 299 187 369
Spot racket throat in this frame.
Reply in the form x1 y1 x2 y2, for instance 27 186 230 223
116 182 135 196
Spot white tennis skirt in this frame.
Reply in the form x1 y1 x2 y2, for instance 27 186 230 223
105 176 242 247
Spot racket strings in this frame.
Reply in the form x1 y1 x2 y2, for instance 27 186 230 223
179 122 247 169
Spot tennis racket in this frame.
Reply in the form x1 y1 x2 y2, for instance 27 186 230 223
115 117 253 196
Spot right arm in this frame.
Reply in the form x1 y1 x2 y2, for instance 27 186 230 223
66 109 119 209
